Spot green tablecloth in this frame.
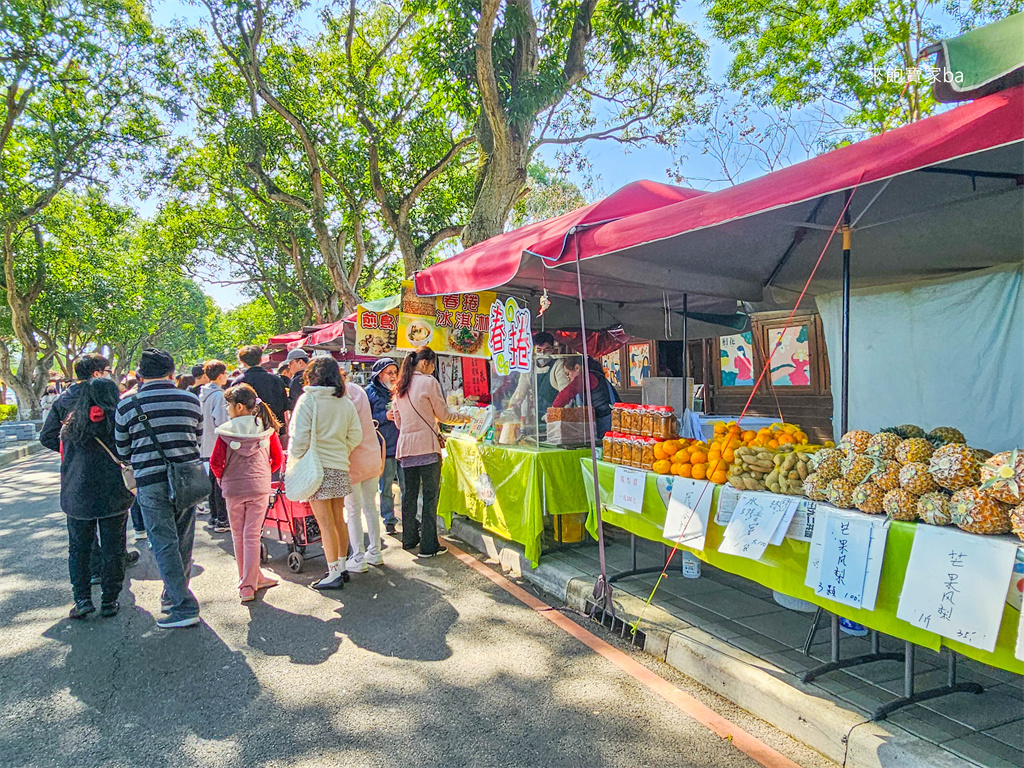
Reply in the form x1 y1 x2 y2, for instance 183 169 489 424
582 459 1023 675
437 437 591 566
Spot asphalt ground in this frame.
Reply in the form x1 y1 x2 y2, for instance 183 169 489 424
0 452 836 768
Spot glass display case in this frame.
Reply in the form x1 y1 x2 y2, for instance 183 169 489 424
488 353 587 447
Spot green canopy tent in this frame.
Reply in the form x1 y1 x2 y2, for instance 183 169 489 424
924 12 1024 102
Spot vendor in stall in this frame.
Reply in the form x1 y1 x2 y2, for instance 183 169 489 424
550 357 620 437
509 332 570 416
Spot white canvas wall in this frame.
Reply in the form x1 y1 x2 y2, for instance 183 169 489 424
816 264 1024 451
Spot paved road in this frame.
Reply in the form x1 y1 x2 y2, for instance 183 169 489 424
0 453 835 768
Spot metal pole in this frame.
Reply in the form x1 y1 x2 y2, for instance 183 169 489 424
681 293 689 378
840 190 852 435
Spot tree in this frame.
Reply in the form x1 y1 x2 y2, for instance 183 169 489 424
0 0 177 416
422 0 709 245
705 0 1023 134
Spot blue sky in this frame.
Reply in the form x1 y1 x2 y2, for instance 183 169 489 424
146 2 791 308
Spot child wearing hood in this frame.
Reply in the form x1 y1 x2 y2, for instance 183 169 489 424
210 384 284 602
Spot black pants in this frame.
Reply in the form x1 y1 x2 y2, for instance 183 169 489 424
209 471 228 526
68 513 128 604
401 460 442 554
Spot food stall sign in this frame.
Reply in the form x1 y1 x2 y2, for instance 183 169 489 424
355 302 399 357
489 297 532 376
397 280 494 358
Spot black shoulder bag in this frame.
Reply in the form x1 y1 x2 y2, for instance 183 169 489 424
129 397 210 511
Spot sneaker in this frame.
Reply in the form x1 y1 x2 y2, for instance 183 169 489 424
156 614 200 629
125 551 141 568
160 599 173 614
416 546 447 560
365 550 384 566
100 601 120 618
385 523 397 535
134 530 147 540
69 600 96 620
213 523 231 533
839 618 869 637
347 554 369 573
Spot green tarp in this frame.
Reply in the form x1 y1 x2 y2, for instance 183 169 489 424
582 459 1023 674
930 12 1024 101
438 437 592 566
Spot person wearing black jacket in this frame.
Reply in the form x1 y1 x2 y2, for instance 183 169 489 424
366 358 403 533
235 345 290 430
59 378 135 619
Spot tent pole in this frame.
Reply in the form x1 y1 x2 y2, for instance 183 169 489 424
572 229 612 617
681 293 689 377
840 190 852 436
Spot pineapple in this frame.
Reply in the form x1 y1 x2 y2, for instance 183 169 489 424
1010 503 1024 541
883 489 919 522
852 482 885 514
917 491 954 526
894 438 934 465
926 426 967 448
979 449 1024 505
881 424 927 440
874 460 902 492
842 453 881 485
928 444 980 491
950 488 1012 535
803 473 830 502
810 448 843 482
899 462 938 495
971 448 994 463
866 432 903 460
840 430 873 455
827 478 855 509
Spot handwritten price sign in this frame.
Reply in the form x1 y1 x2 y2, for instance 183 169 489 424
611 467 646 513
718 493 796 561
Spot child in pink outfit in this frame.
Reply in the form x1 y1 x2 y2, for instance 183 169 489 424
210 384 284 603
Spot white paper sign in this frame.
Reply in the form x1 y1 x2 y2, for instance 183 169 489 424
662 478 716 550
786 500 819 542
804 508 889 611
813 515 873 608
719 493 797 561
714 485 743 525
611 467 646 513
770 502 800 546
897 526 1018 653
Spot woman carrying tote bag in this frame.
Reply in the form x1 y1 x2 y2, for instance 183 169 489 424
59 378 135 619
287 358 362 590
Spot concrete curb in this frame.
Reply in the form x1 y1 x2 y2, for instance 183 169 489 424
446 515 965 768
0 441 46 469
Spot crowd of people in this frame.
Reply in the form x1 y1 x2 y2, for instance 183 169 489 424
41 342 465 629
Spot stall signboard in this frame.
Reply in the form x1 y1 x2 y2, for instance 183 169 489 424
398 280 495 358
489 297 532 376
462 357 490 399
355 298 400 357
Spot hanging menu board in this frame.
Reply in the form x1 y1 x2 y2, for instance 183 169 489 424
397 280 496 358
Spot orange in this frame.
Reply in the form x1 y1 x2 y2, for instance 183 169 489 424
794 431 808 443
713 422 727 435
652 459 671 475
707 449 722 463
663 440 681 456
722 448 735 464
690 450 707 465
677 463 692 478
707 457 726 475
728 424 742 435
711 470 728 484
767 439 780 450
742 430 757 442
777 434 795 445
691 463 707 480
653 444 668 461
727 437 743 450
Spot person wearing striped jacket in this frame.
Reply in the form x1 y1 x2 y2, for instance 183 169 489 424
115 349 204 629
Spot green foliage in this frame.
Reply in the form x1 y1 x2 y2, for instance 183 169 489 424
0 404 17 422
705 0 1024 133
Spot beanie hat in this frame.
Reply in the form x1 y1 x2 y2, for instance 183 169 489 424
139 348 175 379
371 358 398 380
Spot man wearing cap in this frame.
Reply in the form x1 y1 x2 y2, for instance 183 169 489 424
283 348 309 412
115 349 203 629
366 358 403 534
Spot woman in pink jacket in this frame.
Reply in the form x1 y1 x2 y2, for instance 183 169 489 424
393 348 466 558
344 380 384 573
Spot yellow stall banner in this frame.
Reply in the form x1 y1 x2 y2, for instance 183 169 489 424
355 296 400 357
398 280 495 358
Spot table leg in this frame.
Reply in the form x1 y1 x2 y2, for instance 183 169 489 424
872 647 984 721
801 620 904 683
608 533 669 584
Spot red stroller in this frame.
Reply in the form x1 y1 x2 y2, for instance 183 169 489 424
260 481 323 573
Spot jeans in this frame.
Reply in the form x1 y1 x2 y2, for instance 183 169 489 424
68 513 127 604
206 463 229 526
346 476 382 556
401 460 442 554
136 482 199 619
129 498 145 533
379 457 404 525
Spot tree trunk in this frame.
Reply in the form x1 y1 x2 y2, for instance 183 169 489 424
461 140 531 248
